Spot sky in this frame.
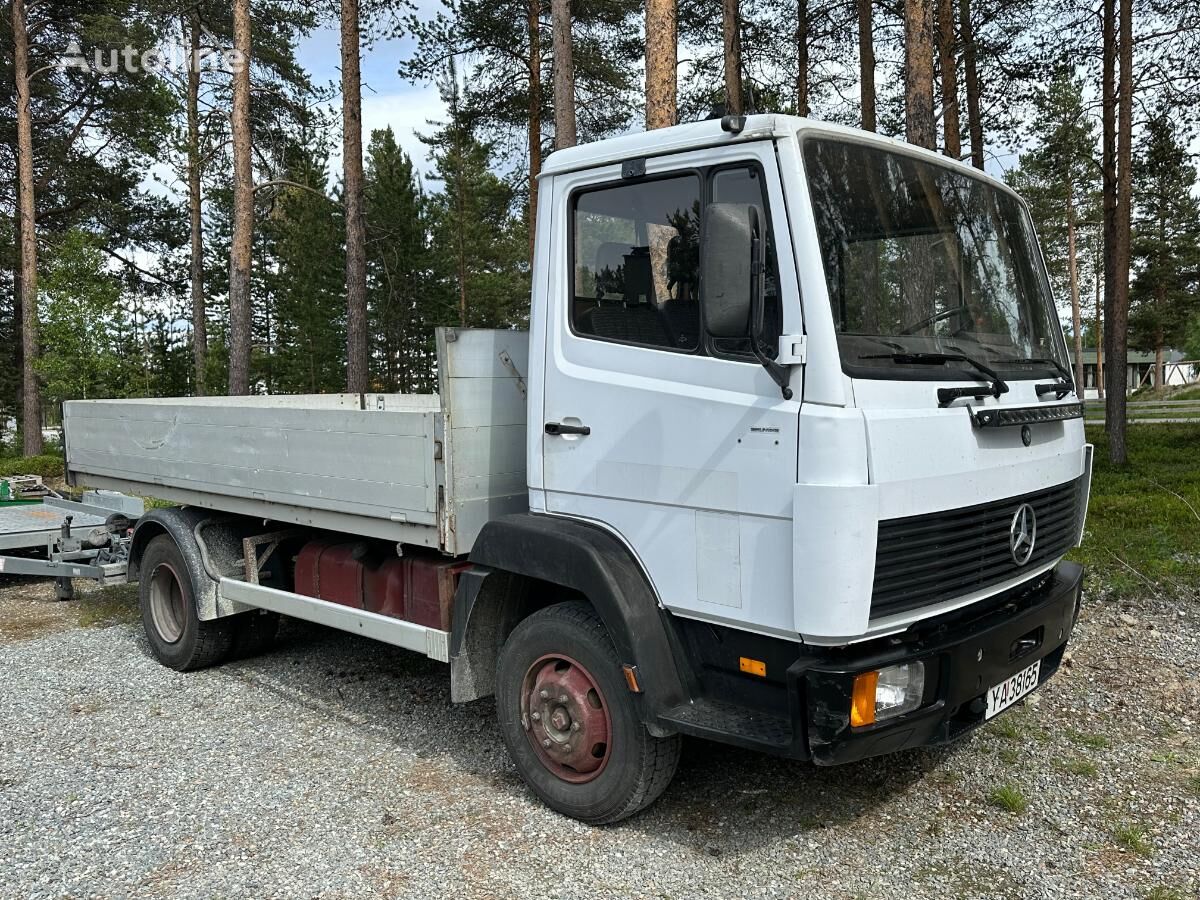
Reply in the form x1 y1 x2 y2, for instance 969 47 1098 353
295 12 446 186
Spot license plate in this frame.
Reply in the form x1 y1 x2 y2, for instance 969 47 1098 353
985 659 1041 720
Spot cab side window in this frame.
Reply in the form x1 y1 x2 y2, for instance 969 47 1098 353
570 165 779 357
572 175 702 351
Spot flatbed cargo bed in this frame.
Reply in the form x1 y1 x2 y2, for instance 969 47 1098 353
63 329 529 556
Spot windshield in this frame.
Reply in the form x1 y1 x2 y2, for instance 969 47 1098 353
803 137 1068 381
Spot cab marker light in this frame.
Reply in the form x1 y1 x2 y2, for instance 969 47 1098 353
622 664 643 693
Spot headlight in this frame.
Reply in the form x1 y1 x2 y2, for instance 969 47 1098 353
850 661 926 727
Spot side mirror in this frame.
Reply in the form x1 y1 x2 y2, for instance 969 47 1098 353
702 203 762 338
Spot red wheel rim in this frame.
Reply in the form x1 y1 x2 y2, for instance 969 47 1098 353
520 653 612 784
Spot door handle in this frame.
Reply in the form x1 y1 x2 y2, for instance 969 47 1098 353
545 422 591 436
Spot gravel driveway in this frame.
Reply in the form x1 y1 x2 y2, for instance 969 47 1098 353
0 579 1196 900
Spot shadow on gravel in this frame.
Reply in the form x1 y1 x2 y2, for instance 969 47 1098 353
158 616 969 858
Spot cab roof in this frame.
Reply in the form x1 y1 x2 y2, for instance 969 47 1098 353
539 114 1010 195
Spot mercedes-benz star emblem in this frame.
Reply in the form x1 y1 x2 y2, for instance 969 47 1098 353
1009 503 1037 566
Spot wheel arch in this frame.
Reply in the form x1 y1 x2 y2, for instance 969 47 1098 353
451 513 691 723
129 507 252 620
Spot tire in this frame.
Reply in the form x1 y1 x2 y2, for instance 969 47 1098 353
139 535 234 671
229 610 280 660
496 601 681 825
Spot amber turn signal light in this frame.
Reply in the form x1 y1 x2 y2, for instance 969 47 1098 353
850 670 879 727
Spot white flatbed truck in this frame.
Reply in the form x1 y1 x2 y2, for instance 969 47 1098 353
64 115 1092 824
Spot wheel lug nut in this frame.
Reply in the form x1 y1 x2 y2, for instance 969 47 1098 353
559 694 568 703
542 738 552 748
531 711 541 721
571 722 580 732
563 745 571 753
539 689 550 700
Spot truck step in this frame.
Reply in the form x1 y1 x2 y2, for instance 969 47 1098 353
658 699 795 753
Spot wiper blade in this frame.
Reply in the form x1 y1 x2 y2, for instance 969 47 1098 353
990 356 1075 398
858 351 1010 406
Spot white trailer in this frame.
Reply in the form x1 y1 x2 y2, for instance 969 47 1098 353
64 115 1092 825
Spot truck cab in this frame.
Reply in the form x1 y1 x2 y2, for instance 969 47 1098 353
491 113 1088 810
66 114 1090 826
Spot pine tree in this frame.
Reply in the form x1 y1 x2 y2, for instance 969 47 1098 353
364 128 430 393
259 141 346 395
1129 113 1200 393
421 67 529 340
1006 68 1099 393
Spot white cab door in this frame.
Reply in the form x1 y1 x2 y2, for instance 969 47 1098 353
540 142 804 636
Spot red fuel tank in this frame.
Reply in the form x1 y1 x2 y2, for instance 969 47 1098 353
295 539 468 631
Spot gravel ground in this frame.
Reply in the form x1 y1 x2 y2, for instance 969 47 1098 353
0 579 1196 900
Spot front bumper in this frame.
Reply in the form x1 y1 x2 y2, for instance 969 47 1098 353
798 561 1083 765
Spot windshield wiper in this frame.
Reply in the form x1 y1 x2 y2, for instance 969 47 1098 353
991 356 1075 398
858 351 1010 406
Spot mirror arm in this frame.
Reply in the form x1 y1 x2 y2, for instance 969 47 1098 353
749 235 794 401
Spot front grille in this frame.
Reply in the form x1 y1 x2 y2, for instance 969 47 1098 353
871 476 1084 619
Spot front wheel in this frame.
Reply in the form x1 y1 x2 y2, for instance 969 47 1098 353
495 601 680 824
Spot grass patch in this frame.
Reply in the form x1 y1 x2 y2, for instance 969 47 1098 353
1070 426 1200 599
1145 886 1187 900
1186 774 1200 796
997 747 1019 765
1061 757 1098 777
0 455 65 479
986 784 1028 814
1065 728 1110 750
988 716 1025 741
1111 822 1153 857
75 584 139 628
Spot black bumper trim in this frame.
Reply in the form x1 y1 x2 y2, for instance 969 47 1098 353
800 561 1083 765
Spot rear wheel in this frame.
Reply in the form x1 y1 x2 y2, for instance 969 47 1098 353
139 535 233 671
496 601 680 824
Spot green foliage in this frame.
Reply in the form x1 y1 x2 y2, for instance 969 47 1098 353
1111 822 1153 857
37 230 140 405
0 456 66 479
1005 68 1099 324
1068 426 1200 599
421 65 531 332
259 137 346 394
986 785 1028 814
1130 113 1200 357
365 128 434 393
401 0 643 160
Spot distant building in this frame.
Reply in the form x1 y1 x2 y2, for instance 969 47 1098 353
1068 348 1197 397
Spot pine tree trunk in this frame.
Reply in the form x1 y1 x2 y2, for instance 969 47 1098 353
857 0 876 131
228 0 254 396
724 0 744 114
13 0 41 455
342 0 369 393
794 0 807 116
1066 186 1083 394
936 0 960 158
1104 0 1131 464
958 0 983 169
552 0 577 149
528 0 542 262
186 12 207 396
646 0 677 129
1094 261 1104 399
1154 335 1164 395
904 0 935 149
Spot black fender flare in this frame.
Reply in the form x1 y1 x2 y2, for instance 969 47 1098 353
452 513 690 721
